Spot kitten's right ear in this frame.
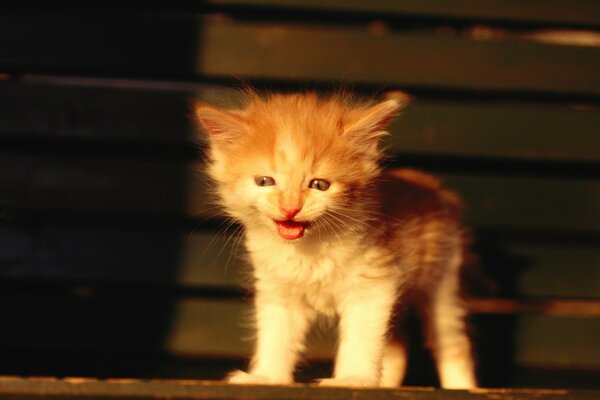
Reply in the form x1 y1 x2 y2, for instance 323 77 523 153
195 103 248 147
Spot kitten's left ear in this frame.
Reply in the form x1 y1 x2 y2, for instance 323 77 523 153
344 92 411 140
194 102 249 148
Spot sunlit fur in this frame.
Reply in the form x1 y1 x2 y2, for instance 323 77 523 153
195 91 476 388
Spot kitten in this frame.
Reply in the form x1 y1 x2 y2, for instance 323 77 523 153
195 91 477 388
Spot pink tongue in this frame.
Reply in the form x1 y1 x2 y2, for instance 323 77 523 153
275 220 306 240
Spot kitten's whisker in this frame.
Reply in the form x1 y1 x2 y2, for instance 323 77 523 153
319 214 345 242
224 224 245 273
324 210 369 236
327 208 387 237
218 220 243 259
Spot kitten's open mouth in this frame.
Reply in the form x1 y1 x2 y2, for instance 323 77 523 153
274 219 308 241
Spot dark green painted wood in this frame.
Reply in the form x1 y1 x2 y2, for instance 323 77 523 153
197 20 600 95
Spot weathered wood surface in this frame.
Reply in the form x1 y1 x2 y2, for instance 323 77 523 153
0 376 596 400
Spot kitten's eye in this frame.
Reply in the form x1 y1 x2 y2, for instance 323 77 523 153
255 176 276 186
309 178 331 191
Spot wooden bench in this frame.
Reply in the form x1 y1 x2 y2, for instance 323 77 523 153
0 1 598 397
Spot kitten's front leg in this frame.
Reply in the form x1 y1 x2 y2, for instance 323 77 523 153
320 280 397 387
228 289 313 385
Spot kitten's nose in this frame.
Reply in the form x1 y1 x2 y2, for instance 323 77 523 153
281 206 301 220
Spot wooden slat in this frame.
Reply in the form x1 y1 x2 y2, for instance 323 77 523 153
164 300 600 365
0 81 194 143
1 15 600 95
1 154 599 230
1 220 598 299
0 221 203 285
197 20 600 95
198 86 600 163
515 315 600 370
0 154 206 218
207 0 600 27
508 244 600 298
165 299 335 360
442 175 600 231
1 290 599 370
2 82 600 163
468 298 600 316
0 376 596 400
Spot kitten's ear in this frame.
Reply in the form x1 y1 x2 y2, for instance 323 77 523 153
343 92 410 140
195 103 249 147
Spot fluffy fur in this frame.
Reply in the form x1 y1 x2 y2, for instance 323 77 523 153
195 91 476 388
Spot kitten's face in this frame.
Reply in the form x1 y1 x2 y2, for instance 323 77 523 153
196 92 405 242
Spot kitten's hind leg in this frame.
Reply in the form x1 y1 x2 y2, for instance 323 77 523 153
381 338 408 387
424 266 477 389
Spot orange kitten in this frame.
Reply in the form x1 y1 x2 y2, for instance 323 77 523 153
195 91 476 388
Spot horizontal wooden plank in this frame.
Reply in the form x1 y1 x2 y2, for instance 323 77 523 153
0 377 596 400
197 20 600 95
207 0 600 27
2 82 600 163
1 14 599 95
1 220 598 301
0 221 202 285
515 315 600 370
1 155 599 230
165 299 334 360
0 81 194 144
0 154 209 218
510 244 600 298
168 301 600 369
442 175 600 231
467 298 600 316
199 86 600 163
1 289 598 374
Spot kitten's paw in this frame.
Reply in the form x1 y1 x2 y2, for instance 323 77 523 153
318 377 379 387
226 370 270 385
226 370 288 385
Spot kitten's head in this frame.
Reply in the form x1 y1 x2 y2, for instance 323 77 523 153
196 91 408 242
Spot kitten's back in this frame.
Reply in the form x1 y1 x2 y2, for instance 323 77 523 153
379 168 462 224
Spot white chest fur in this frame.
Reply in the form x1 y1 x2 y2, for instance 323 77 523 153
245 230 398 316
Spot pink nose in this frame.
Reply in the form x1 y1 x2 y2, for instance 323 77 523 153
281 207 301 219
